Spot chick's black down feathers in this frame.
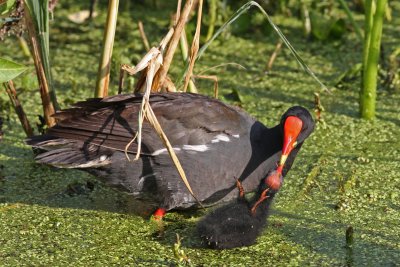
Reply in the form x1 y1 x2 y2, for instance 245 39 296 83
197 181 275 249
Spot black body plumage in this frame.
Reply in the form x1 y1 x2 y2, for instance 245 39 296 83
27 93 314 214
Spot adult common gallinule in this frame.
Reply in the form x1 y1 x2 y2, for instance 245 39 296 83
27 93 314 218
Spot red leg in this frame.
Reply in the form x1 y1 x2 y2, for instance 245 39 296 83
250 188 270 215
235 178 245 198
153 208 166 220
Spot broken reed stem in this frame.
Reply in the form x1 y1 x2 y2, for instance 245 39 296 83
4 81 34 137
151 0 194 91
130 28 174 93
138 20 150 51
132 57 159 160
265 40 282 72
183 0 203 92
94 0 119 98
24 9 56 127
194 74 218 98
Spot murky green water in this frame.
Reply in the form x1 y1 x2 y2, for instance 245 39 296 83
1 1 399 266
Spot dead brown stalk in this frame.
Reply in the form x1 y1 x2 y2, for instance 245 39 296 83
265 40 283 72
122 46 200 205
4 81 34 137
132 28 175 93
151 0 194 91
175 0 182 25
194 74 218 98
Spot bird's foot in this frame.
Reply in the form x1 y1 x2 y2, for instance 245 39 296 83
152 208 166 221
235 178 245 198
151 208 166 237
250 188 270 215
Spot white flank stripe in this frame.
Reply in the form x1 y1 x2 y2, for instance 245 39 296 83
182 144 209 152
211 134 230 143
152 147 181 156
232 134 240 138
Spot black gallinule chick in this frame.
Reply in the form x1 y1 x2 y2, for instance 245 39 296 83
197 178 274 249
27 93 314 218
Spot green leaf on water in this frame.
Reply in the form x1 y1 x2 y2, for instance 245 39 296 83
0 57 28 83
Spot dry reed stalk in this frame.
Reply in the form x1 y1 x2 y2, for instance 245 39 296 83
151 0 194 91
132 28 174 92
265 40 282 72
121 27 201 203
94 0 119 98
183 0 203 92
122 48 200 205
175 0 182 25
4 80 34 137
138 20 150 51
194 74 218 98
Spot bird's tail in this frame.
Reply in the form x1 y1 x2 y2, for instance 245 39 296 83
27 136 113 168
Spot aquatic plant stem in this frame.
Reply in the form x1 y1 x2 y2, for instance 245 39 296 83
360 0 386 119
4 81 33 137
95 0 119 97
361 0 373 84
